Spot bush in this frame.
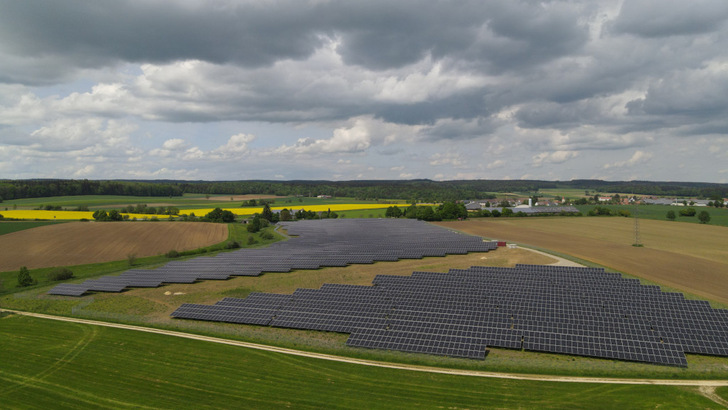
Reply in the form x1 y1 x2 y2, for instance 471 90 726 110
48 267 74 281
165 250 180 258
17 266 36 287
260 231 274 240
247 236 258 245
698 210 711 224
226 241 241 249
679 207 696 217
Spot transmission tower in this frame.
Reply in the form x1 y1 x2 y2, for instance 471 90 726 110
633 198 642 247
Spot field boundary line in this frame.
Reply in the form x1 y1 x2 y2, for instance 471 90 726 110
3 309 728 387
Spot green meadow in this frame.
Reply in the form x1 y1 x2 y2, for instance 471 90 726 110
0 314 723 409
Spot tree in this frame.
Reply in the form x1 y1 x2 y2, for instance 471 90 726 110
438 202 459 220
666 210 676 221
501 208 514 217
17 266 36 287
261 203 277 222
205 207 235 223
679 207 696 217
405 204 419 219
698 210 711 224
92 210 108 221
108 209 123 221
385 206 402 218
279 208 292 221
247 215 262 233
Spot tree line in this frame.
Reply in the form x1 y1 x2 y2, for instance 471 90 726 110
2 178 727 203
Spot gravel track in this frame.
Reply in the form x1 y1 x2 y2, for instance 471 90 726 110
3 308 727 388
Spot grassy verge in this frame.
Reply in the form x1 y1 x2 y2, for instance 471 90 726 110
0 220 67 235
0 315 721 409
337 209 387 218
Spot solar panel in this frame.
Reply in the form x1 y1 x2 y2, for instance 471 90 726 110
49 219 496 296
173 264 728 367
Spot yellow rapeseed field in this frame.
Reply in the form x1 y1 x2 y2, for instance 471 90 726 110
0 210 173 220
183 204 393 217
0 204 392 220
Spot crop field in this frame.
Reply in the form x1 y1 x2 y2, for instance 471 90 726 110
184 203 393 218
1 314 723 409
0 221 66 235
0 221 228 271
575 204 728 227
2 193 401 212
436 217 728 305
0 203 393 220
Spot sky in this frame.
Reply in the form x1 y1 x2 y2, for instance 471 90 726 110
1 0 727 183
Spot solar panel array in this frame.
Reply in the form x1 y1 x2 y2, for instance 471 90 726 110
172 264 728 366
48 219 496 296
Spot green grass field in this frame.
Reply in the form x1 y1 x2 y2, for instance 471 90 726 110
574 204 728 227
0 221 67 235
0 314 722 409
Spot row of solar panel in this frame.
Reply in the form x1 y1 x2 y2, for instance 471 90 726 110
48 219 496 296
172 264 728 367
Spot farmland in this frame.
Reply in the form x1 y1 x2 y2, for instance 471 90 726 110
572 204 728 227
4 198 728 407
0 193 398 220
436 217 728 305
1 314 724 409
0 221 228 271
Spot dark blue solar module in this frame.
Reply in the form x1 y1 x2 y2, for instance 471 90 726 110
172 264 728 366
48 219 496 296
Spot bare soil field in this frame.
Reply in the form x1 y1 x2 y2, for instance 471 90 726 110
436 218 728 305
0 222 228 271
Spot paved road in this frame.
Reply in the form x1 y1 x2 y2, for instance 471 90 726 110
3 308 727 389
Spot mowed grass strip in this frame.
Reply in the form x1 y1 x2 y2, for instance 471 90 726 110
436 218 728 305
0 315 722 409
0 221 228 271
0 221 67 235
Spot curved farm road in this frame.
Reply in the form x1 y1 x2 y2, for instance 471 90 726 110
3 309 728 393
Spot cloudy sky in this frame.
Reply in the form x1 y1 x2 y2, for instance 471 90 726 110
1 0 727 182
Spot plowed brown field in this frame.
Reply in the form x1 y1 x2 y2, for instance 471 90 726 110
436 218 728 305
0 222 228 271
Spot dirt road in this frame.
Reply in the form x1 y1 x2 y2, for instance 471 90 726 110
3 308 727 388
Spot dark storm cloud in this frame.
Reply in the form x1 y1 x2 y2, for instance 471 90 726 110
0 1 324 74
610 0 728 38
0 1 589 82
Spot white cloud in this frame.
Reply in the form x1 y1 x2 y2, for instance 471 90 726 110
532 150 579 167
603 150 653 169
211 133 255 159
429 152 465 167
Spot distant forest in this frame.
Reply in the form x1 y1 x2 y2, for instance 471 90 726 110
1 179 727 202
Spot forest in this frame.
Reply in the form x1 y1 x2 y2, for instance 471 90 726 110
1 178 727 202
